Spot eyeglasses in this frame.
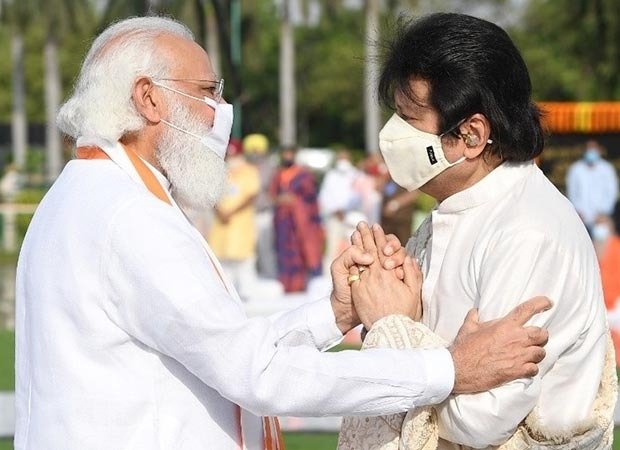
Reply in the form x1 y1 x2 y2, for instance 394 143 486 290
154 77 225 103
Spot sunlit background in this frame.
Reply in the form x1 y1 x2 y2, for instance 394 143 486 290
0 0 619 448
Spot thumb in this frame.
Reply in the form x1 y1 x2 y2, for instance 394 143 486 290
402 256 422 290
337 246 374 273
463 308 480 327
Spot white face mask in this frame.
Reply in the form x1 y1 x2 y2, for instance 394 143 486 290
592 223 611 243
153 81 233 160
335 159 353 172
380 113 477 192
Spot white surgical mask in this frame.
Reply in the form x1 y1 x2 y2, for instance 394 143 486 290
335 159 353 172
153 81 233 160
379 113 468 192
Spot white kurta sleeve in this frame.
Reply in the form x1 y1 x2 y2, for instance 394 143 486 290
435 229 605 447
100 198 454 417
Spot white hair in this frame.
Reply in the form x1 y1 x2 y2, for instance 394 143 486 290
57 16 194 141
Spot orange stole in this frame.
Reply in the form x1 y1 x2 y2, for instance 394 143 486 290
75 145 285 450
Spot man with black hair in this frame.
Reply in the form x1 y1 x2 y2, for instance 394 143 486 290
340 12 615 449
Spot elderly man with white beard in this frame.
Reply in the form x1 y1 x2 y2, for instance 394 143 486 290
15 17 551 450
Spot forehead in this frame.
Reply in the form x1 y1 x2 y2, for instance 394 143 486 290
158 34 216 80
394 77 432 110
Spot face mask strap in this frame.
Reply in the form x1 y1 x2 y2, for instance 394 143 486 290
159 118 203 142
152 80 216 111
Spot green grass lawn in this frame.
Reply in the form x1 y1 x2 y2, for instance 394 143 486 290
0 329 14 391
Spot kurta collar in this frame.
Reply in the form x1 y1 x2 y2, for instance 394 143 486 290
76 136 171 193
437 161 536 214
142 158 171 192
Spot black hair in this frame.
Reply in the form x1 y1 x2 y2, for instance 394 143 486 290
379 13 544 162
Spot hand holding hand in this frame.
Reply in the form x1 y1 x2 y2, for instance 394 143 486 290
449 296 552 394
329 246 374 334
349 222 423 329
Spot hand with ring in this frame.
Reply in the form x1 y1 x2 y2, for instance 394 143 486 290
349 222 423 330
329 225 409 334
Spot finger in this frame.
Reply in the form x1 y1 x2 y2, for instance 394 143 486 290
357 221 379 258
384 246 407 270
395 267 405 280
372 223 390 261
523 326 549 347
506 296 553 326
525 346 546 364
351 230 362 247
383 233 402 257
402 256 422 290
463 307 480 325
522 362 539 378
337 246 374 273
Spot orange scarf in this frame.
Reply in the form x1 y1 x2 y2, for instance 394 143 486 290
76 145 285 450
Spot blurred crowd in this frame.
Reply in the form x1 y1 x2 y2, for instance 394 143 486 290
186 134 437 300
565 140 620 362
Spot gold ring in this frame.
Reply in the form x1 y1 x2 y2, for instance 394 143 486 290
358 266 366 273
347 274 361 285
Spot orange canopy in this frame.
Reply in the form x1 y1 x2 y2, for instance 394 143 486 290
538 102 620 134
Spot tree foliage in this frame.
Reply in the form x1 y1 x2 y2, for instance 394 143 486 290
0 0 618 149
511 0 620 101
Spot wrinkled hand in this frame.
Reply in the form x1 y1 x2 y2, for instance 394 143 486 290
330 223 408 334
330 246 374 334
449 296 552 394
350 222 409 279
350 222 423 329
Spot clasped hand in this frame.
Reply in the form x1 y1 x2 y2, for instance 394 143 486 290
329 222 422 334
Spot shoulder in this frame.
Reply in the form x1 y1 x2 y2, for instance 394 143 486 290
481 169 591 257
105 196 196 254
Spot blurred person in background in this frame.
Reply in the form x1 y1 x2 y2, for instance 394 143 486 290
354 153 386 226
0 164 22 202
597 201 620 364
381 181 419 244
209 138 260 300
244 133 278 279
319 149 362 269
566 139 618 234
340 12 614 449
269 145 324 292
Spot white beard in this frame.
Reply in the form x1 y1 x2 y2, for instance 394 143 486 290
155 101 227 212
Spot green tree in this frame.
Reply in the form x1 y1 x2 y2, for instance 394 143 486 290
39 0 94 181
0 0 32 170
512 0 620 100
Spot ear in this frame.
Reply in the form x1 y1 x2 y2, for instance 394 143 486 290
459 113 492 159
132 77 163 124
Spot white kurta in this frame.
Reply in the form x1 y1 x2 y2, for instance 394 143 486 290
418 162 608 448
14 138 454 450
566 159 618 227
